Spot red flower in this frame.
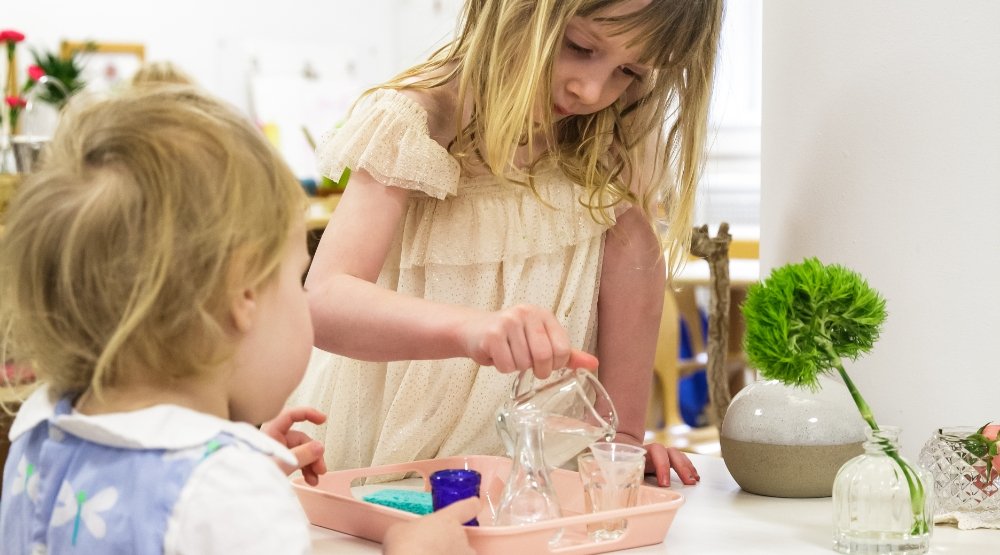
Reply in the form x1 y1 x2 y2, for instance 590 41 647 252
0 30 25 43
27 64 45 81
5 95 26 109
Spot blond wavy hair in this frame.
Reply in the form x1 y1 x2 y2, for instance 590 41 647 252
130 60 196 87
0 86 306 400
375 0 722 272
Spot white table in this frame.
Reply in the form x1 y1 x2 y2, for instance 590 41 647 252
309 454 998 554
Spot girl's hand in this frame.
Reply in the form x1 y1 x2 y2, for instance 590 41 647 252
261 406 328 485
461 304 599 378
383 497 478 555
614 433 700 487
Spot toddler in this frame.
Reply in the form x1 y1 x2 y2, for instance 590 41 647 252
0 86 476 554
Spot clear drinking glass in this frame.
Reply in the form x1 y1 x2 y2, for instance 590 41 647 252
496 368 618 468
577 443 646 541
832 426 933 554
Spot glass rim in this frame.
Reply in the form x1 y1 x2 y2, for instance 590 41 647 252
934 426 986 439
589 441 647 459
430 468 482 484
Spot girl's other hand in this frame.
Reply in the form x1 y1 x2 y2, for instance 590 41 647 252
461 304 599 378
644 443 700 487
614 433 700 487
261 406 328 485
383 497 478 555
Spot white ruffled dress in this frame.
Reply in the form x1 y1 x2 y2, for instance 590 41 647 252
291 89 613 471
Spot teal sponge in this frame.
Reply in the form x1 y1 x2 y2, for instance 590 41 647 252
362 489 434 516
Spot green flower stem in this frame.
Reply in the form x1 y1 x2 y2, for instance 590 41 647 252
822 341 928 535
832 362 878 432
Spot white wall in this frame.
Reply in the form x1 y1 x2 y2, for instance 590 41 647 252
4 0 463 177
4 0 465 102
762 1 1000 457
701 0 762 232
3 1 462 116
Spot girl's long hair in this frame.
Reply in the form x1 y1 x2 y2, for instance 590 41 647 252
374 0 722 274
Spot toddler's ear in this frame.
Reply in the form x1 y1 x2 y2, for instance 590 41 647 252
225 249 258 333
230 286 258 333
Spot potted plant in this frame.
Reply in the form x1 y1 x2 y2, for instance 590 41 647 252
742 257 932 553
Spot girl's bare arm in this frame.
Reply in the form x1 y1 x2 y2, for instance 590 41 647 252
305 169 596 375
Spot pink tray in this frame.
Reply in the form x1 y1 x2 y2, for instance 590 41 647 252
292 455 684 555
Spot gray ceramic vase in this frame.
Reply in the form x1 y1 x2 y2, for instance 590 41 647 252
720 376 866 498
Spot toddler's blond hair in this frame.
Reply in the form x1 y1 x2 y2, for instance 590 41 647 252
130 60 196 87
0 86 306 399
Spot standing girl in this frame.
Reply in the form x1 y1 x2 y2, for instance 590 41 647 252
295 0 722 486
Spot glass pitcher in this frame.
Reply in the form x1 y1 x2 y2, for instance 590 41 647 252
495 368 618 469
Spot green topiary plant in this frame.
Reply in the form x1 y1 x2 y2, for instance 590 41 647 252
741 257 928 535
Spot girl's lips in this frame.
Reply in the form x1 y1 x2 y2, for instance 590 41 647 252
554 104 571 116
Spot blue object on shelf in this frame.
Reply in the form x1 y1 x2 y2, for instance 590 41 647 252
300 178 317 196
677 308 709 427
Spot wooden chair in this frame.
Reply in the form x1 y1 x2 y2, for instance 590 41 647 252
648 224 753 454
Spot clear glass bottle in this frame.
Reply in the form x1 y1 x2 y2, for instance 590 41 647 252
832 426 934 554
494 409 563 527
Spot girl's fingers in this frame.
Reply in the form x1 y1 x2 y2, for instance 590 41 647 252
645 443 673 486
541 315 571 372
567 349 599 371
644 443 700 487
524 316 555 379
505 321 533 372
669 448 700 484
488 339 516 373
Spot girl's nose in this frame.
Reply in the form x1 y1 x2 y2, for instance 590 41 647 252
567 73 606 107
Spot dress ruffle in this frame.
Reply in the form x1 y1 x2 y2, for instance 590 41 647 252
400 177 611 267
315 89 460 200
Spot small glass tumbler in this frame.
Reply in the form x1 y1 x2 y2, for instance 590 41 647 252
919 427 1000 523
577 443 647 541
430 469 481 526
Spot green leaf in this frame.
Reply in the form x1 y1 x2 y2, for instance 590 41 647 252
30 48 90 106
965 435 989 458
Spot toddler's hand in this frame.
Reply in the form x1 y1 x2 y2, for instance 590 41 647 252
462 304 599 378
382 497 478 555
261 406 328 486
